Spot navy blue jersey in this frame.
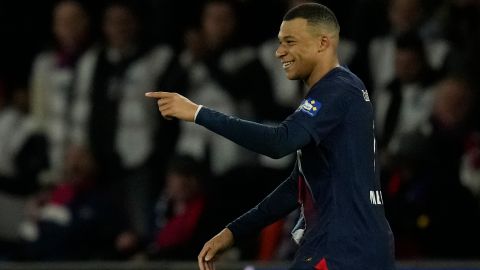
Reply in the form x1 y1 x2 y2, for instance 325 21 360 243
196 66 395 270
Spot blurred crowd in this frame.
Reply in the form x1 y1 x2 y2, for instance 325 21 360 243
0 0 479 262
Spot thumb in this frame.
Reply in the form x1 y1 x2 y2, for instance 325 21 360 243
204 247 218 261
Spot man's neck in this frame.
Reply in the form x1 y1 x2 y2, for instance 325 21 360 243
306 57 340 88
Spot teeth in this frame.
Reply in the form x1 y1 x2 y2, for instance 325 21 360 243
282 61 293 68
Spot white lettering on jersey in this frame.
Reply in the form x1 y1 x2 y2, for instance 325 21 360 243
362 90 370 101
370 190 384 205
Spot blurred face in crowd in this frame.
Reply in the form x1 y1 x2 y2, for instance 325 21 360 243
276 18 332 87
64 145 96 181
433 78 473 128
165 172 200 202
201 1 236 50
394 48 422 82
103 5 138 50
53 0 89 51
388 0 422 34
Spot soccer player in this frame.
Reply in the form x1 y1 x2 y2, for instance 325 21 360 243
146 3 395 270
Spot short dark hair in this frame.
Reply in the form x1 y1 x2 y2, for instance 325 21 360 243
283 3 340 33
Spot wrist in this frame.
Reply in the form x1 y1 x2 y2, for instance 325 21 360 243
222 228 235 247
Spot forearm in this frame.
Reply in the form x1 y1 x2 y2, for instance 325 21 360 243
195 107 310 159
226 173 299 239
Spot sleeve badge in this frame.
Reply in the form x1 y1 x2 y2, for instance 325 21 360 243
299 98 321 117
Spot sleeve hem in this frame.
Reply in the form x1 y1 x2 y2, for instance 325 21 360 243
193 105 203 123
225 223 241 241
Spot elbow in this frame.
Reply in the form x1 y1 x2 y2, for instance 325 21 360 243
265 148 292 159
261 127 295 159
268 153 287 159
262 136 297 159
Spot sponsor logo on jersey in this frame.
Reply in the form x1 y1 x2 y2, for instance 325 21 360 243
299 98 321 117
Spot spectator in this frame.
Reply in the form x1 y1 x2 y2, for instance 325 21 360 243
374 32 440 170
29 0 91 185
174 0 260 176
149 155 208 259
115 155 210 260
440 0 480 94
70 1 178 240
422 75 479 258
0 84 48 260
369 0 449 94
384 75 480 258
0 86 48 195
19 145 126 260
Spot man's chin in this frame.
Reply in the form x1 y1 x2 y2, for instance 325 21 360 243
285 72 299 81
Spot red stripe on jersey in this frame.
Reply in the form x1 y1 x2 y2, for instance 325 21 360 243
315 258 329 270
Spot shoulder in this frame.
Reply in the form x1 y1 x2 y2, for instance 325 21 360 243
313 68 365 96
77 46 101 66
308 67 370 110
34 51 56 63
32 51 56 71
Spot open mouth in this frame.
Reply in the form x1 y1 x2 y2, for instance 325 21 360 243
282 60 294 69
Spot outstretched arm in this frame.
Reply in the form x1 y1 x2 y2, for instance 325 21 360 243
145 91 311 158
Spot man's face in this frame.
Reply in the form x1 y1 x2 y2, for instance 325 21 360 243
202 2 236 50
394 48 422 82
433 79 471 128
53 1 89 50
276 18 320 81
389 0 422 34
103 5 138 49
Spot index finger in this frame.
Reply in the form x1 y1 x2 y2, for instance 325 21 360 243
145 91 173 99
198 246 210 270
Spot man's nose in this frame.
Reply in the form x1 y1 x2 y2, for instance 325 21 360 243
275 45 286 58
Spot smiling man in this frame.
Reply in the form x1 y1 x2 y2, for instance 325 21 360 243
146 3 395 270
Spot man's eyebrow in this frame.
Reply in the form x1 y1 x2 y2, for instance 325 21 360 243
278 35 296 41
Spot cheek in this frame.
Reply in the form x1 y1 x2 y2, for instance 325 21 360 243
295 56 314 75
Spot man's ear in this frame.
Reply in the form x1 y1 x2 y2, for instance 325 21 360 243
317 35 329 52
